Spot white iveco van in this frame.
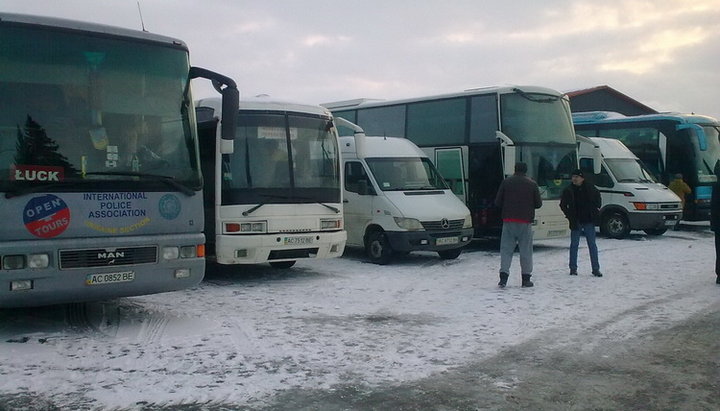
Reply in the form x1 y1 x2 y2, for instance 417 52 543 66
340 133 473 264
578 137 682 238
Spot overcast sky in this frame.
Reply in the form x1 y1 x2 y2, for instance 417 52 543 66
4 0 720 119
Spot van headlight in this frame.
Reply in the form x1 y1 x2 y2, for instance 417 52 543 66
463 214 473 228
394 217 424 231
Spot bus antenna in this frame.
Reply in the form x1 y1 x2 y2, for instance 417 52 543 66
137 1 147 32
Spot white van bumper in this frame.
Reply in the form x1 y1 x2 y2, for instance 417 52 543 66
385 228 474 252
627 211 682 230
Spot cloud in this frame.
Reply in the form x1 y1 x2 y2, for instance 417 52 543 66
301 35 352 47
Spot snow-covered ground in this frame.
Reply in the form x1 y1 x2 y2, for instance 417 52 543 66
1 225 718 409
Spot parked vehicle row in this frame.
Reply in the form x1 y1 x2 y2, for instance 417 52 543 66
3 13 716 308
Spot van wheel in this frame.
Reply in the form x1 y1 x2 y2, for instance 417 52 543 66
438 248 462 259
600 212 630 239
270 261 296 269
644 228 667 236
366 230 393 265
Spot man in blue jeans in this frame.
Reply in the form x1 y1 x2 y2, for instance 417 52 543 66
560 169 602 276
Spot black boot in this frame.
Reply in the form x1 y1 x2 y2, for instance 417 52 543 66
521 274 534 287
498 272 509 288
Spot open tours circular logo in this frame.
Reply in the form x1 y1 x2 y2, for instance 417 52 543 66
23 194 71 238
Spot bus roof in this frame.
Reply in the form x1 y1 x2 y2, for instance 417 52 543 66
195 96 333 118
322 85 565 110
0 12 188 50
572 111 720 126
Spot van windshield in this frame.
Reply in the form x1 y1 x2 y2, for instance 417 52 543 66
366 157 449 191
605 158 656 183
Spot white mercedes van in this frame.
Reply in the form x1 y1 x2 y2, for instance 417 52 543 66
578 137 682 238
340 132 473 264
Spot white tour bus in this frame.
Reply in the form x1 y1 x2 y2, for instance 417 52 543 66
325 86 578 240
339 121 473 264
195 96 346 268
577 136 682 238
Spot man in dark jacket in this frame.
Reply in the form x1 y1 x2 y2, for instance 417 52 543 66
711 177 720 284
560 169 602 276
494 162 542 288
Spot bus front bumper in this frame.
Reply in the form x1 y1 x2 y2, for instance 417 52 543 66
215 231 347 264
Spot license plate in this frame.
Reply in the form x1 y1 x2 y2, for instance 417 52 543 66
86 271 135 286
436 236 459 246
547 230 567 237
284 236 314 245
664 219 677 226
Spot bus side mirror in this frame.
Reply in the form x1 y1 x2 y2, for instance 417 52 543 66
503 145 516 176
221 86 238 141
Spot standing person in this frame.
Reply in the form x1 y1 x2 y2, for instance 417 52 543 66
711 177 720 284
668 173 691 230
560 169 602 277
494 162 542 288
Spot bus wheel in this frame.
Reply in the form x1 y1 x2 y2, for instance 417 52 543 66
644 228 667 236
600 212 630 239
366 230 393 265
438 248 462 260
270 261 296 269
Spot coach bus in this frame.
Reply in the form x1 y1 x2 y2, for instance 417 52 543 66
195 96 346 268
573 111 720 221
0 13 238 307
324 86 577 239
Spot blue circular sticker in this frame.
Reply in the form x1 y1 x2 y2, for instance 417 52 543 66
158 194 181 220
24 194 71 238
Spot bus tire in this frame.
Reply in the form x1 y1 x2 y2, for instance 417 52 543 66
270 261 296 269
644 228 667 236
600 212 631 239
366 230 393 265
438 248 462 260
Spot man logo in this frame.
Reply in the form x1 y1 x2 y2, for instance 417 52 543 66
441 218 450 229
98 251 125 260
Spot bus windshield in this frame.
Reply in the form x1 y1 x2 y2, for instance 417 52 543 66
698 125 720 181
522 144 577 200
0 24 199 192
500 91 576 145
605 159 656 183
222 112 341 203
366 157 449 191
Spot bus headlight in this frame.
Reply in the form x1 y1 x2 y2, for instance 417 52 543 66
179 246 197 258
321 219 342 230
463 214 473 229
3 255 26 270
163 246 180 260
225 221 267 233
28 253 50 269
394 217 424 231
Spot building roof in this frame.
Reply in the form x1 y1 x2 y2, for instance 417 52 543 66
566 85 658 115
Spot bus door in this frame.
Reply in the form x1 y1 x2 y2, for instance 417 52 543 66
433 147 467 204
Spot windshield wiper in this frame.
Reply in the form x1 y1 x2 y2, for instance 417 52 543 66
84 171 197 196
242 194 340 215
